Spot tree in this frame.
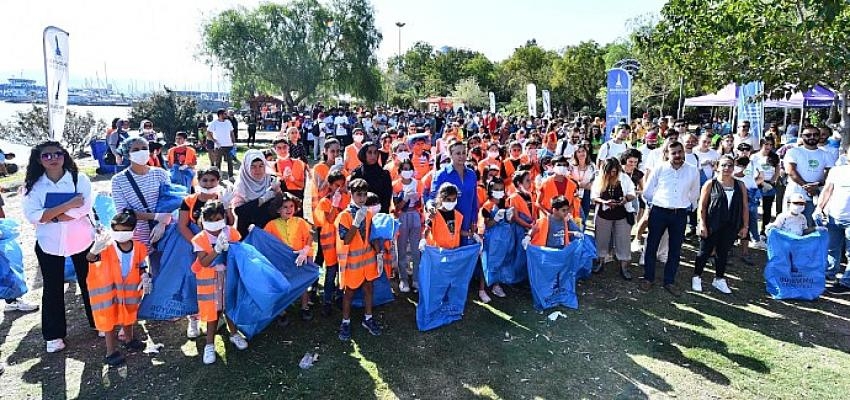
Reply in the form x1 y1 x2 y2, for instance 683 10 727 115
504 39 557 86
450 78 488 109
550 41 606 115
0 105 105 156
202 0 382 108
461 53 497 93
649 0 850 143
130 91 198 144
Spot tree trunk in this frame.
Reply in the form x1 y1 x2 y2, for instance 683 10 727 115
841 87 849 151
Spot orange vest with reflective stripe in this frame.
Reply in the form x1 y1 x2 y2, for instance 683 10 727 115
86 241 148 332
276 158 308 191
314 197 343 266
412 154 431 180
167 145 197 167
538 176 581 219
335 209 378 289
509 191 538 225
343 144 362 174
191 227 241 322
530 216 570 247
264 217 314 257
427 210 463 249
183 194 201 224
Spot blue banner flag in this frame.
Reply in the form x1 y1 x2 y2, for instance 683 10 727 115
764 227 827 301
605 68 631 140
416 244 480 331
737 81 764 141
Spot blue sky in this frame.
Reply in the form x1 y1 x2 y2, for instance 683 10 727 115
1 0 666 93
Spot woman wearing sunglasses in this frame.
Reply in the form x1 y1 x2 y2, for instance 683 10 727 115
22 141 96 354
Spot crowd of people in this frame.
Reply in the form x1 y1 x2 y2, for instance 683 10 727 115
2 105 849 371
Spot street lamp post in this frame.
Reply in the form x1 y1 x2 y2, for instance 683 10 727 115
395 22 405 71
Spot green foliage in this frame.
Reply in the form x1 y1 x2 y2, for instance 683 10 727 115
0 105 105 156
202 0 382 108
130 91 198 144
450 77 488 109
550 41 606 114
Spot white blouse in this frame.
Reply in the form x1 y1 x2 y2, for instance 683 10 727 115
22 171 95 256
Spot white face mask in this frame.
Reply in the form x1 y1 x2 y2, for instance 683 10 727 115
396 151 411 161
554 165 569 176
492 190 505 200
487 151 499 159
441 201 457 211
111 230 134 243
368 205 381 214
790 204 805 215
734 166 744 174
129 150 149 165
334 156 343 167
204 219 226 232
198 186 221 195
353 134 364 143
401 170 414 180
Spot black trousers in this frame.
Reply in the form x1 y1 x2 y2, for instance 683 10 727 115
694 225 738 279
761 195 775 236
35 242 95 341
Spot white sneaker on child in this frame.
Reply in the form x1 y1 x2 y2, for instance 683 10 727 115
712 278 732 294
398 280 410 293
478 290 492 304
691 276 702 292
46 339 66 353
491 285 507 298
229 334 248 350
203 344 216 364
186 318 200 339
5 299 39 312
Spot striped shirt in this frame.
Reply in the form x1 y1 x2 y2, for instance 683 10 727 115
111 167 171 245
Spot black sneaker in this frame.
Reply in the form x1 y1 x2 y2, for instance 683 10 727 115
123 339 146 353
104 351 125 366
362 318 382 336
300 308 313 321
826 284 850 295
338 322 352 341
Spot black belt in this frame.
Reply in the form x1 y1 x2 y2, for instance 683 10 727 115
654 206 689 213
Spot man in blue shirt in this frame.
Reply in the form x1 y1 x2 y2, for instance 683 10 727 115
427 141 479 245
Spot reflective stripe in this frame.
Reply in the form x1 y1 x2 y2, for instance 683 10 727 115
196 278 216 286
348 247 371 258
118 284 139 291
91 297 117 311
320 232 335 240
197 293 217 301
346 258 376 271
89 284 117 297
123 296 142 305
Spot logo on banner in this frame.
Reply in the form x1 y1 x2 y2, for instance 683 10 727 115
54 36 62 56
605 68 631 140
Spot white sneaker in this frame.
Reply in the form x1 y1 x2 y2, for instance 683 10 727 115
631 239 643 253
750 240 767 250
478 290 492 304
203 344 216 364
712 278 732 294
229 334 248 350
46 339 66 353
186 318 200 339
398 280 410 293
491 285 507 298
691 276 703 292
98 331 106 338
5 299 39 312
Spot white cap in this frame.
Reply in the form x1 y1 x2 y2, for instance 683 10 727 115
788 193 806 204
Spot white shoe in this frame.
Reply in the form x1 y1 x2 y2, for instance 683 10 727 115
712 278 732 294
229 334 248 350
630 239 643 253
491 285 507 298
478 290 492 304
46 339 66 353
98 331 106 338
398 280 410 293
749 240 767 250
691 276 703 292
186 318 200 339
203 344 216 364
5 300 39 312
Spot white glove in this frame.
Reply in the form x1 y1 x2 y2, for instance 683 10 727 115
214 264 226 272
505 208 514 222
418 238 427 252
572 231 584 239
220 186 235 208
352 207 367 228
258 188 277 206
761 182 774 193
90 231 112 255
179 164 188 171
139 272 152 295
521 235 531 250
331 191 342 208
149 223 166 243
214 232 230 253
295 247 309 266
473 233 483 244
248 224 256 232
494 209 505 222
154 213 172 225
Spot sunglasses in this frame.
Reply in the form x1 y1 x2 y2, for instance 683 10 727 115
40 151 65 161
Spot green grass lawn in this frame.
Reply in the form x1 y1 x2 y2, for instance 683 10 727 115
2 238 849 399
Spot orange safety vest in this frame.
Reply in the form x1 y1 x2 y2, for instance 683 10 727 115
191 227 241 322
412 154 431 180
167 145 197 167
343 144 362 174
392 178 424 215
264 217 314 257
275 158 308 191
182 194 201 224
86 241 148 332
530 216 571 247
476 185 488 209
477 158 501 178
426 210 463 249
335 209 379 290
384 159 400 182
537 176 581 219
314 196 345 267
502 158 524 189
509 191 538 225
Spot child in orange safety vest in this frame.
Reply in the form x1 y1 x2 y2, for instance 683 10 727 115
85 209 150 366
421 182 477 251
191 200 248 365
478 177 511 301
335 178 386 341
522 195 583 250
263 193 315 321
313 170 349 316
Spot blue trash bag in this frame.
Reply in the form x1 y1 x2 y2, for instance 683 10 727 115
224 242 293 340
526 244 581 310
242 229 320 312
155 183 189 213
64 258 77 282
93 193 117 227
352 272 395 308
481 221 516 286
764 227 828 300
0 219 27 300
572 234 598 280
369 213 400 241
504 223 529 284
169 164 195 189
137 224 200 320
416 244 480 331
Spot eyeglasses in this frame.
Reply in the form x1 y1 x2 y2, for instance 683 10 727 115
40 151 65 160
801 134 816 138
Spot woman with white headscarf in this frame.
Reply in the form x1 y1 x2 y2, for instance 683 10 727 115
232 149 281 237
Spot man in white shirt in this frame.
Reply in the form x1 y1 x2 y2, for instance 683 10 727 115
784 125 834 225
333 111 351 146
637 129 660 173
733 120 759 150
555 127 581 159
206 109 235 178
815 145 850 291
640 141 700 296
597 123 631 168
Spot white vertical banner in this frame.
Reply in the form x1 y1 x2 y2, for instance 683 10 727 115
541 90 552 118
43 26 70 141
488 91 496 114
526 83 537 117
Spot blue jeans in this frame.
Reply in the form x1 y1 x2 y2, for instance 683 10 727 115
826 216 850 284
643 207 688 285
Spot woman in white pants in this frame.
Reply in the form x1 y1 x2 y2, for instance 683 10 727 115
591 158 636 280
